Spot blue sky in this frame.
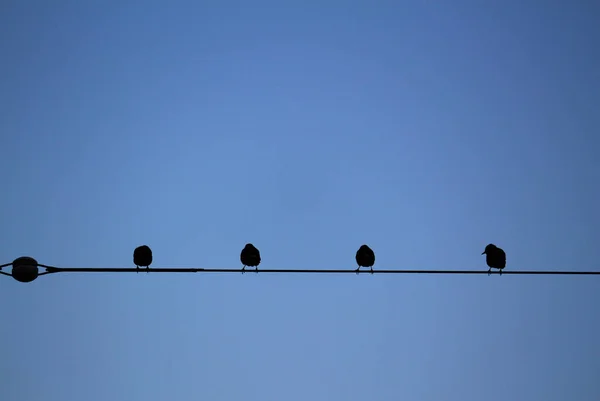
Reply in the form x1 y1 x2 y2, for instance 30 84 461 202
1 1 599 400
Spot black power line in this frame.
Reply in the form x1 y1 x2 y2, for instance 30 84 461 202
2 260 600 283
34 265 600 275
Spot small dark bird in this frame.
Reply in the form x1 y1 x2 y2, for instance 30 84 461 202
355 244 375 274
240 243 261 274
134 245 153 273
482 244 506 276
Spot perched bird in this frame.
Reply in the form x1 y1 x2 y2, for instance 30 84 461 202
482 244 506 275
355 244 375 274
134 245 153 273
240 243 261 274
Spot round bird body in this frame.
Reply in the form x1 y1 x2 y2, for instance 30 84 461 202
240 243 261 273
482 244 506 275
355 245 375 274
134 245 153 273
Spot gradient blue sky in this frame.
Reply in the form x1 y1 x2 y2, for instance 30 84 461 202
1 1 599 400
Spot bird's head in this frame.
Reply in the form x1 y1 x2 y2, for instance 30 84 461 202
244 243 254 249
482 244 497 255
359 244 370 250
135 245 151 253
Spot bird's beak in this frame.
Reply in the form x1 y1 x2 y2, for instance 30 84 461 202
481 251 485 255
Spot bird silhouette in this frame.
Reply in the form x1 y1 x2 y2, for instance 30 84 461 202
240 243 261 274
355 245 375 274
482 244 506 275
133 245 153 273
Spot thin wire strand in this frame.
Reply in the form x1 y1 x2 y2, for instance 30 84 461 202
34 265 600 275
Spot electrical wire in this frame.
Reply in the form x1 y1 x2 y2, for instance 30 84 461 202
31 265 600 276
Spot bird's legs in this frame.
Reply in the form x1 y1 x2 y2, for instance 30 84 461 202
355 267 360 275
146 266 149 273
499 269 502 276
136 266 139 274
241 266 246 274
370 267 374 274
488 268 491 276
255 267 258 273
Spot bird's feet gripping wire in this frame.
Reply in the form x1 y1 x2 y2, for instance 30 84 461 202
355 267 360 275
370 267 374 274
488 268 491 276
240 265 257 274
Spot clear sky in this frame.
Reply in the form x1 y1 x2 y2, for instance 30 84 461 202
1 1 599 400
